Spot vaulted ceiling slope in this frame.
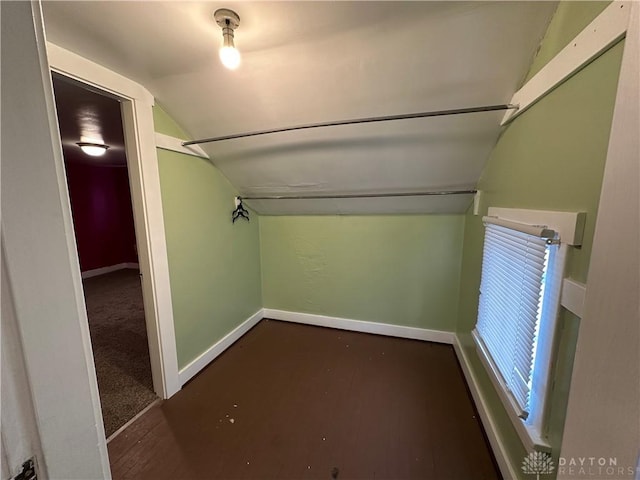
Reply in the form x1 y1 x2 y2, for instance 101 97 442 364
42 1 557 215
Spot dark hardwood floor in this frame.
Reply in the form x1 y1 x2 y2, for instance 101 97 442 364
108 319 500 479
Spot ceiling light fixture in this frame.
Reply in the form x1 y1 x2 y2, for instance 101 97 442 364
77 142 109 157
214 8 241 70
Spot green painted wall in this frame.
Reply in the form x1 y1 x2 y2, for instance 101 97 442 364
260 215 464 331
153 106 262 369
455 2 623 477
525 1 611 83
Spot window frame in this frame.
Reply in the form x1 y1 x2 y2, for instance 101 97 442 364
473 207 584 452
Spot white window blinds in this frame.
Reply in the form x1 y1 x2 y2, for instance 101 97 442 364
474 222 551 418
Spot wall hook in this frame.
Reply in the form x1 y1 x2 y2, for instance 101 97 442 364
232 196 250 223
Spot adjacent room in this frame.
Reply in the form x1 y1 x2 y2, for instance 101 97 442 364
2 2 638 480
51 75 158 438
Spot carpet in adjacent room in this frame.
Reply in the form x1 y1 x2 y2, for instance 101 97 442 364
83 268 158 438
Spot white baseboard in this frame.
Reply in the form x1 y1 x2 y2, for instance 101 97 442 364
453 336 518 480
263 308 455 344
81 262 139 279
178 309 264 386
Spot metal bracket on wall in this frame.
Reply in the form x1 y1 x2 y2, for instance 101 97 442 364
11 458 37 480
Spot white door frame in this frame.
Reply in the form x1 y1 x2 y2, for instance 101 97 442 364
47 43 181 399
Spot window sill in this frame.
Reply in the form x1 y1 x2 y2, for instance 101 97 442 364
472 329 552 453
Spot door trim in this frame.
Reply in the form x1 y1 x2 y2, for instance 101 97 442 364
47 43 181 399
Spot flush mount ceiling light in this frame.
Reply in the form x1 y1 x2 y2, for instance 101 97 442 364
214 8 241 70
77 142 109 157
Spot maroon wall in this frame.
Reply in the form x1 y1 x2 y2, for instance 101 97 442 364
65 161 138 272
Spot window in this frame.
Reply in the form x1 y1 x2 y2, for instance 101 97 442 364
473 212 568 450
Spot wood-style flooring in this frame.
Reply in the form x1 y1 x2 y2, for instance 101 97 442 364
108 319 500 479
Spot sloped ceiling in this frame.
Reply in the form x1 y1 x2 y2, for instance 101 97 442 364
42 1 557 215
52 74 127 168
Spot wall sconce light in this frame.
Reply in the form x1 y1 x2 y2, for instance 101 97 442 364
214 8 241 70
77 142 109 157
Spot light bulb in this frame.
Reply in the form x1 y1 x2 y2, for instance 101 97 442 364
81 145 107 156
219 46 241 70
215 9 241 70
77 142 109 156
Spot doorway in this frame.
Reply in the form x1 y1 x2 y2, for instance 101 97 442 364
52 74 158 437
47 42 181 407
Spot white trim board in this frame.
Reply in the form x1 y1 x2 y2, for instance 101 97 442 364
453 337 520 480
263 309 455 344
178 309 264 386
47 42 153 105
488 207 586 246
472 331 551 452
179 309 454 388
81 262 139 279
560 278 586 318
155 132 209 159
502 1 630 124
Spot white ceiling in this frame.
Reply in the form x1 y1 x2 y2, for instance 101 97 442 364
52 74 128 167
42 1 557 215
